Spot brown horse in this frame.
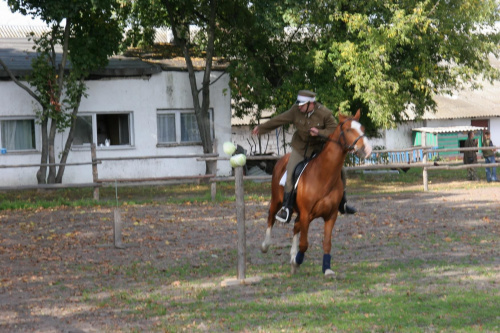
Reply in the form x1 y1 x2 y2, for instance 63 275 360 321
260 110 372 277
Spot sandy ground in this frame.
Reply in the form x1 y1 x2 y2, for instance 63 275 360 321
0 185 499 332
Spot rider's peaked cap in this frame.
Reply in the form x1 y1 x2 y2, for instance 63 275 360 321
296 90 316 106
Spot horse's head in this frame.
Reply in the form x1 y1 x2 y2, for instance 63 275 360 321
337 109 372 159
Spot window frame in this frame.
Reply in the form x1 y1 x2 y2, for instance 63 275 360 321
72 112 134 149
0 117 38 152
157 109 214 147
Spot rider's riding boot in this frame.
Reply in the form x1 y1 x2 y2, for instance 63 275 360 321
338 191 356 214
276 191 293 223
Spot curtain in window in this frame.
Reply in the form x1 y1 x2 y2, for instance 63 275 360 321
157 114 176 143
181 113 201 142
1 120 35 150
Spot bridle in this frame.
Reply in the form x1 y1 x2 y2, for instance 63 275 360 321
319 118 365 152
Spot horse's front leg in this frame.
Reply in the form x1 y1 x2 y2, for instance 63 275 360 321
261 226 272 253
290 217 308 274
322 215 337 277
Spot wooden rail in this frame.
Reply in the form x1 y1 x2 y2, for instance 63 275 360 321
1 145 498 195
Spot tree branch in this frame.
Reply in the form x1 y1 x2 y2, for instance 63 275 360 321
197 69 228 94
57 20 71 89
0 58 41 105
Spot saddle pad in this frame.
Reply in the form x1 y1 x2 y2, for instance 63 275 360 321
279 161 309 189
279 172 287 187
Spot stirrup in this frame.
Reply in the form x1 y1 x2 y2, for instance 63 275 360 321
276 207 290 223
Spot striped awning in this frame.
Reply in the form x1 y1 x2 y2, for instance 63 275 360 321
412 126 487 134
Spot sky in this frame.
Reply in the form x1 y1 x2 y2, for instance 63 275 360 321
0 0 46 26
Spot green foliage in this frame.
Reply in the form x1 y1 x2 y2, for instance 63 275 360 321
10 0 123 111
222 0 500 132
28 28 87 131
7 0 124 183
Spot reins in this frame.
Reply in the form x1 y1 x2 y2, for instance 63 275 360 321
316 118 365 152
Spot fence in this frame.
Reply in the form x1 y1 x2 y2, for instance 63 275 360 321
1 145 499 194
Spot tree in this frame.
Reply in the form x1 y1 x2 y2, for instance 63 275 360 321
226 0 500 132
119 0 500 156
0 0 123 183
121 0 226 176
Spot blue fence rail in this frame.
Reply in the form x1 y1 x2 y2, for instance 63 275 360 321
346 147 440 167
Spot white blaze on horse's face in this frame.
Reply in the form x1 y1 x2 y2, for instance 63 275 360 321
351 120 372 158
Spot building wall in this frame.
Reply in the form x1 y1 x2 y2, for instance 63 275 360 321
0 71 232 186
426 118 500 151
489 117 500 146
373 117 500 151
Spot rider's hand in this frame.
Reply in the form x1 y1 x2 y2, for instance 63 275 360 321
309 127 319 136
252 126 259 135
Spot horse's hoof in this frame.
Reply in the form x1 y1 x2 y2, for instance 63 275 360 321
261 243 269 253
324 269 335 278
291 263 298 275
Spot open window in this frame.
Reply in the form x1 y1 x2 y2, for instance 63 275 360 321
96 114 131 146
73 112 133 147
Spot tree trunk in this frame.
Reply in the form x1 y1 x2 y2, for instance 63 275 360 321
55 94 82 183
180 40 213 155
37 116 49 184
201 0 217 176
47 118 58 183
175 0 217 176
165 0 219 178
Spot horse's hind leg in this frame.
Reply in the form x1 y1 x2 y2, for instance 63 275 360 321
261 196 282 253
290 232 300 274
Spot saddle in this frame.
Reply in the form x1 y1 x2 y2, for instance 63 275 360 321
279 152 319 190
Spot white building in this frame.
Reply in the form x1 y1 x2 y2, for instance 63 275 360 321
0 30 232 186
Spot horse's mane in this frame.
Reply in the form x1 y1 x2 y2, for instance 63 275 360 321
325 113 350 142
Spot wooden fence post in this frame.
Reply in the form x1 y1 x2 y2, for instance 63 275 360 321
211 182 217 201
422 135 428 191
220 163 262 287
211 138 218 201
91 143 99 200
235 165 246 280
114 208 125 249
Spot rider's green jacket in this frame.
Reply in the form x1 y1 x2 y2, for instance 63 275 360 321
257 103 336 155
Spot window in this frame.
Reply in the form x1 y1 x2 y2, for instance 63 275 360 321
157 113 176 143
73 112 133 147
0 119 36 151
181 113 201 142
73 115 92 145
157 109 213 145
96 114 130 146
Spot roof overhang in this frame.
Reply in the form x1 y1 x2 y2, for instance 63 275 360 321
412 125 487 134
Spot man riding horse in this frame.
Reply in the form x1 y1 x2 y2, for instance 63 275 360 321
252 90 356 223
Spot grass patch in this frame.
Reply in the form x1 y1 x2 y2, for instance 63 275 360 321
2 166 498 332
79 257 499 332
1 167 495 211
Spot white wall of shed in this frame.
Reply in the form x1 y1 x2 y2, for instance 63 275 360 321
0 71 232 186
